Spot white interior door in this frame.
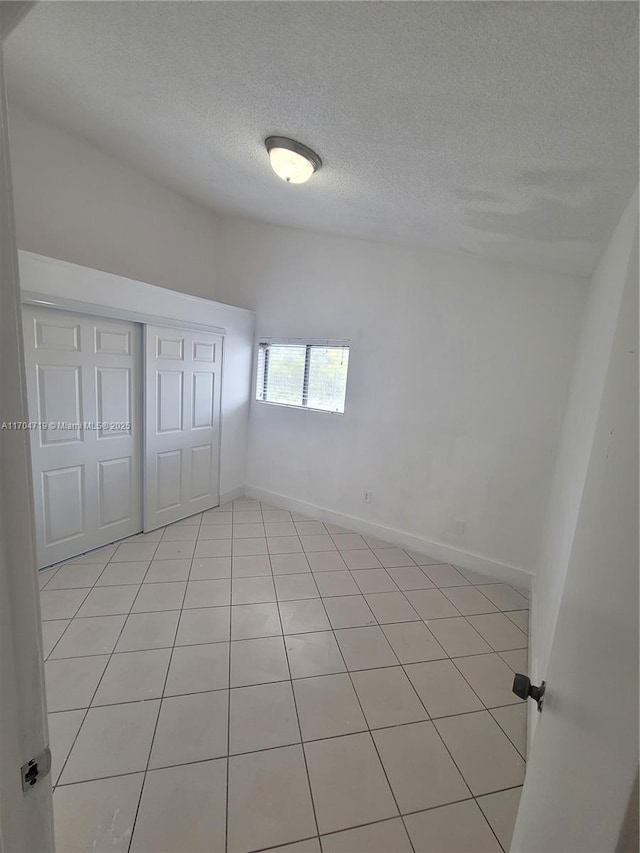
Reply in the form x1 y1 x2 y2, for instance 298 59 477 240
144 325 222 530
22 306 142 568
511 242 638 851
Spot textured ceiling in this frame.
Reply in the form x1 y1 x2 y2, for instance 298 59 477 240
5 1 639 276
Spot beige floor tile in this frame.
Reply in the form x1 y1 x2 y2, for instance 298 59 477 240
234 510 263 524
233 522 266 539
112 542 158 563
364 591 420 623
476 583 529 611
279 599 331 634
331 533 368 550
202 510 233 524
351 666 428 728
60 700 160 784
116 610 180 652
313 571 360 597
405 549 442 565
45 655 109 712
69 545 118 564
197 523 233 540
40 588 90 620
153 541 196 561
230 636 289 687
231 576 276 605
165 642 230 695
274 573 320 601
230 681 300 754
352 569 398 593
42 619 70 658
455 566 496 585
271 553 312 574
50 614 126 659
321 818 413 853
421 563 470 587
341 550 382 570
257 840 320 853
434 711 525 795
334 626 398 670
295 521 328 536
293 674 367 741
300 534 336 552
183 579 231 608
499 648 528 672
404 799 501 852
54 773 144 853
405 659 483 718
404 589 461 620
48 709 85 784
477 786 523 850
95 561 150 586
132 582 187 613
161 524 199 541
265 521 298 537
228 745 316 853
39 566 60 589
262 510 293 523
189 557 232 579
386 566 435 590
76 585 139 617
44 563 106 589
175 607 230 645
285 631 346 678
371 548 415 568
454 653 524 708
143 558 191 583
231 537 269 556
505 609 529 633
305 732 397 834
130 759 227 853
92 648 171 705
231 554 272 576
231 603 282 640
268 536 303 554
234 499 261 511
306 551 347 572
323 595 377 629
381 622 447 664
149 690 228 768
467 613 527 651
442 586 498 615
194 539 232 558
363 535 394 549
426 616 493 657
490 704 527 757
373 721 470 813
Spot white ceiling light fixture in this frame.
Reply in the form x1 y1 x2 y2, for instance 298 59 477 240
265 136 322 184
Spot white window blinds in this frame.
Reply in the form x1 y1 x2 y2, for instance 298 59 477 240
256 341 350 413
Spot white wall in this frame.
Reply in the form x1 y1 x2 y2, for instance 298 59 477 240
215 217 588 577
528 188 638 709
18 251 255 502
8 107 222 300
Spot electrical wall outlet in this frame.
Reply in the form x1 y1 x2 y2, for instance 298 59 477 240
363 490 372 503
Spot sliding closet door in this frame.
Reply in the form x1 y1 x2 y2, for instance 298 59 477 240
22 306 142 568
144 325 222 530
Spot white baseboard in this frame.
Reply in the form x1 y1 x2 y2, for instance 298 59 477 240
245 484 533 590
219 486 245 507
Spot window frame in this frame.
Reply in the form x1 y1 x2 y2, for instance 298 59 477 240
254 338 350 415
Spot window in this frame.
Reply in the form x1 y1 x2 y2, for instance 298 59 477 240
256 341 350 413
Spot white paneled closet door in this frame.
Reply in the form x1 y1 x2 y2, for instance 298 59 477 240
22 306 142 568
144 325 222 530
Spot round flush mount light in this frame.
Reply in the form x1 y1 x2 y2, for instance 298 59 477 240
265 136 322 184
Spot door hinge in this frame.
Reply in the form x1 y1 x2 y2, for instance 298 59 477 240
21 746 51 792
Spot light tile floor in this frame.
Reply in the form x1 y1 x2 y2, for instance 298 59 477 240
39 499 529 853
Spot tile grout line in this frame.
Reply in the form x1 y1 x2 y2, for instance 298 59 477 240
265 500 324 850
126 510 203 853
